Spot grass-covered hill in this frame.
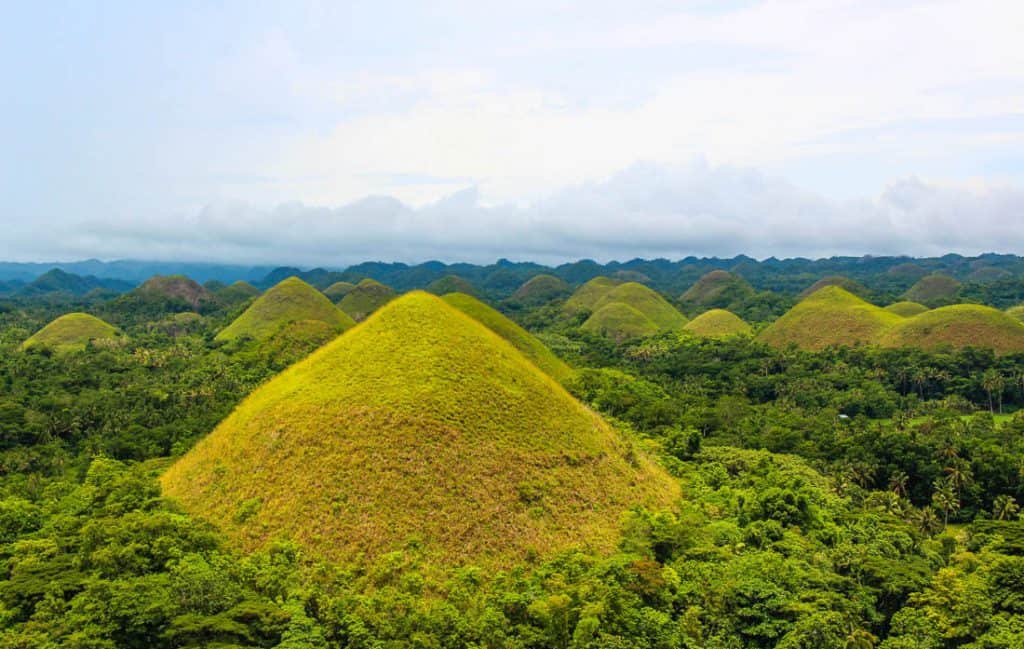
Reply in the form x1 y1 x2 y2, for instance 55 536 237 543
510 274 572 305
581 302 660 341
137 274 213 308
903 273 962 306
441 292 573 382
338 278 397 321
593 283 688 331
880 304 1024 354
884 301 929 317
758 286 901 350
215 277 354 342
798 275 870 299
161 292 677 567
1007 305 1024 323
683 309 752 337
427 274 476 297
20 313 121 353
322 281 357 301
562 277 622 315
679 270 754 307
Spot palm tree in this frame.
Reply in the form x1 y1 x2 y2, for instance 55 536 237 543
993 494 1020 521
981 370 1006 414
845 624 877 649
915 507 942 536
943 461 973 497
888 470 909 497
932 480 960 527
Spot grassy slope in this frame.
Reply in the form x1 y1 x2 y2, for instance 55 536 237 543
884 301 929 317
1006 305 1024 323
322 281 357 300
20 313 120 352
683 309 752 337
216 277 354 342
904 274 961 305
427 275 476 297
581 303 660 342
162 292 677 567
338 278 397 321
511 274 571 304
593 283 688 331
680 270 753 303
139 274 212 307
758 286 902 351
798 275 870 299
442 292 573 382
563 277 622 315
880 304 1024 354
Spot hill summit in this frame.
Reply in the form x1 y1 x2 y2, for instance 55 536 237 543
683 309 752 338
582 283 688 341
137 274 212 308
20 313 120 353
338 278 397 321
680 270 754 306
215 277 354 342
162 292 677 567
758 286 900 351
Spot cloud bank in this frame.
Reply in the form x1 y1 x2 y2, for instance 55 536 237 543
49 161 1024 266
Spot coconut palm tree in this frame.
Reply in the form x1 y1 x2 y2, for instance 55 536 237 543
993 494 1020 521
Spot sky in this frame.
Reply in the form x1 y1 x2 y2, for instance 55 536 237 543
2 0 1023 266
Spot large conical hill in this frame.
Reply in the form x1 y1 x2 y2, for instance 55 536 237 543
338 278 397 321
680 270 754 306
511 274 572 305
427 275 476 297
884 301 929 317
562 277 622 315
903 274 961 306
581 303 659 342
215 277 354 342
442 293 573 382
138 274 212 308
20 313 121 353
161 292 677 567
880 304 1024 354
683 309 752 338
757 286 900 350
593 283 688 331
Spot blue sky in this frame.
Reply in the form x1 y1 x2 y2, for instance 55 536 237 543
2 0 1023 264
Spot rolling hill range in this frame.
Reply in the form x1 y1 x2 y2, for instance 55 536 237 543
216 277 354 342
581 282 688 341
904 274 961 306
338 278 397 321
563 276 622 315
161 292 677 567
758 286 901 350
20 313 121 353
683 309 752 337
880 304 1024 354
322 281 357 300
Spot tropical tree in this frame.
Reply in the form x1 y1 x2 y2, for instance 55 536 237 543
993 494 1020 521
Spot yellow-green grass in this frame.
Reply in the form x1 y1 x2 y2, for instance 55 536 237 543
442 292 573 382
683 309 752 338
799 275 869 299
216 277 354 342
884 301 929 317
593 283 688 331
581 303 660 342
161 292 677 568
904 274 961 306
427 275 476 297
138 274 211 308
258 319 342 367
758 286 902 351
1007 305 1024 323
880 304 1024 355
20 313 121 353
563 277 622 315
322 281 357 300
338 278 397 321
511 274 571 305
680 270 753 304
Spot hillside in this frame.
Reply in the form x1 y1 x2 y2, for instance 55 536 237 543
758 286 901 350
1007 305 1024 323
338 278 397 321
904 274 961 306
563 277 622 315
884 301 929 317
679 270 754 306
442 292 573 382
137 274 212 308
798 275 870 299
510 274 572 305
880 304 1024 354
592 283 688 331
581 303 659 341
215 277 354 342
322 281 357 300
427 275 476 296
161 292 677 567
683 309 752 337
20 313 120 353
215 280 260 305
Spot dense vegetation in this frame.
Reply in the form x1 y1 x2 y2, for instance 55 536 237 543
0 261 1023 647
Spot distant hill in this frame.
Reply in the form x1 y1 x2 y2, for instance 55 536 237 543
563 277 622 316
20 313 121 353
338 278 397 321
798 275 871 299
427 275 476 297
581 303 660 341
136 275 213 309
322 281 357 301
758 286 901 350
20 268 133 296
592 283 688 331
904 274 962 306
683 309 752 337
884 301 929 317
510 274 572 305
680 270 754 307
216 277 354 342
215 280 260 306
881 305 1024 354
442 292 573 382
162 292 677 567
